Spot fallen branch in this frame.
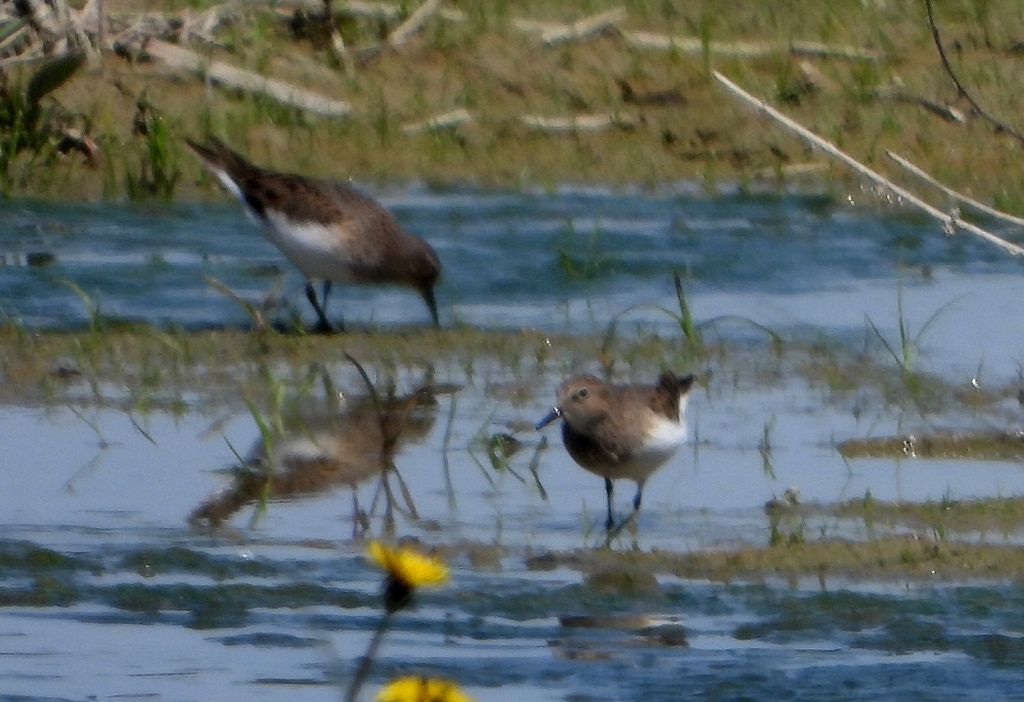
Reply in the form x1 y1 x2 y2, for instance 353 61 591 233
875 88 965 123
623 30 879 61
335 0 447 63
239 0 466 24
178 4 237 46
886 151 1024 229
752 162 829 179
787 40 881 61
520 112 636 133
387 0 444 46
513 7 626 46
53 0 98 62
795 60 836 93
74 0 110 49
110 13 179 56
321 0 355 75
713 70 1024 258
20 0 62 36
0 41 45 67
144 39 352 118
924 0 1024 146
0 18 34 60
402 107 471 134
329 30 355 76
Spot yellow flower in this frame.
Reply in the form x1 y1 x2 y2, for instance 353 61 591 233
376 676 473 702
367 541 449 589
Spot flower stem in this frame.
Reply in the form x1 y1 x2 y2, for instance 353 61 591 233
343 610 393 702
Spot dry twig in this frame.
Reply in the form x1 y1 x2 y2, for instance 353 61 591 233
713 70 1024 258
402 108 471 134
144 38 352 117
520 112 636 133
387 0 444 47
886 151 1024 229
512 7 626 46
923 0 1024 145
623 30 879 61
875 88 965 123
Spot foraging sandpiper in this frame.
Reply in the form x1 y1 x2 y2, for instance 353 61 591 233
186 138 441 331
536 372 696 535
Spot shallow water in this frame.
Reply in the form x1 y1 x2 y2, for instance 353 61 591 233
4 186 1024 701
4 185 1024 374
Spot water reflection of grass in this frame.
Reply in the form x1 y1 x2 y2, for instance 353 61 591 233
1 323 1016 417
556 220 607 280
8 322 1024 580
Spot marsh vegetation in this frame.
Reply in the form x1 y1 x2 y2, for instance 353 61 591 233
5 3 1024 698
1 0 1024 210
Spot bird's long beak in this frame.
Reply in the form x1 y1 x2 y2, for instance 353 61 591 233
535 406 562 430
422 286 440 327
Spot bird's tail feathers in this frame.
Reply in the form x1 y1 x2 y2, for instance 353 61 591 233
658 372 696 397
185 137 254 202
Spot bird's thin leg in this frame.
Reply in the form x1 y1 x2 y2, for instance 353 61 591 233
603 482 643 548
352 489 369 538
351 490 360 539
632 483 643 513
321 279 345 330
321 280 332 315
604 478 615 531
306 281 334 333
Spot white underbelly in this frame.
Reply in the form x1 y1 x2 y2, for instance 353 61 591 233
591 415 687 483
263 214 359 282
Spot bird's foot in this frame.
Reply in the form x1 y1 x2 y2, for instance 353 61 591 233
311 319 344 335
602 511 639 548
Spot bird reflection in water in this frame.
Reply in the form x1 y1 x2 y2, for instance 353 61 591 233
189 377 445 536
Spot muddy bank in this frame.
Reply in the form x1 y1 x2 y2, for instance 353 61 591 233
525 537 1024 583
3 0 1024 212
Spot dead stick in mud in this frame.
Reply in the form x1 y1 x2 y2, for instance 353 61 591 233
886 151 1024 229
54 0 98 62
713 70 1024 258
387 0 445 47
536 7 626 46
237 0 466 24
323 0 355 76
874 88 965 123
623 30 879 61
402 107 471 134
144 39 352 117
520 112 637 133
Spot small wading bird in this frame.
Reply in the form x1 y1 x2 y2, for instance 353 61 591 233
536 372 696 538
186 138 441 332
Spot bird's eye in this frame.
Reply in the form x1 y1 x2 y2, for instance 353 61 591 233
577 387 589 399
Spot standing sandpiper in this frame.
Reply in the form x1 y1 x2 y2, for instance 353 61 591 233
536 372 696 537
186 138 441 332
